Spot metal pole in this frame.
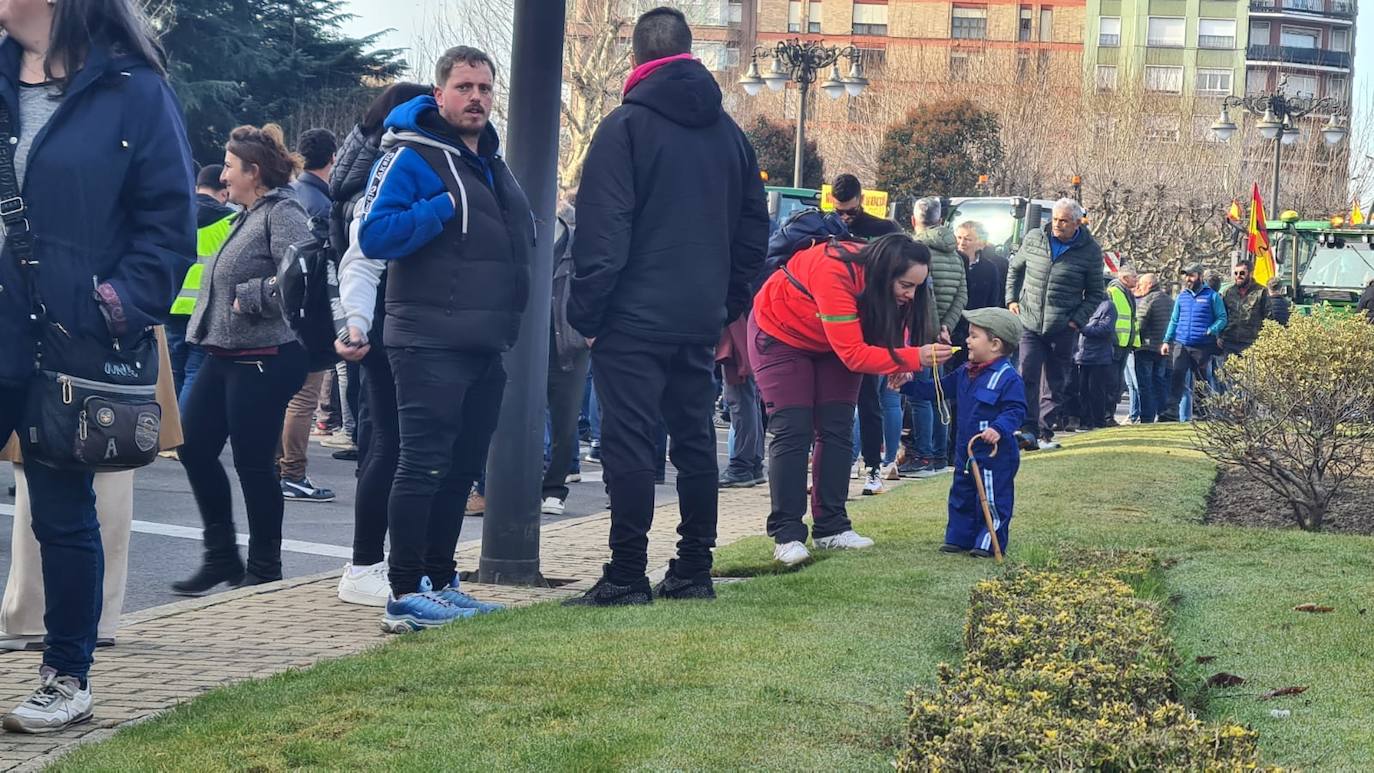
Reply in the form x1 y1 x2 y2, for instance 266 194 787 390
793 80 808 187
1271 133 1282 214
479 0 567 586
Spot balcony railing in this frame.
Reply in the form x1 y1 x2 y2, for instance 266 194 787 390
1147 36 1185 47
1247 44 1352 68
1098 33 1121 46
1248 0 1355 18
1198 35 1236 49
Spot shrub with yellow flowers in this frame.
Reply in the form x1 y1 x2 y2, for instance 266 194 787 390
896 555 1272 771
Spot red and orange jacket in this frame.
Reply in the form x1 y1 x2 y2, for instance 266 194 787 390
753 241 930 375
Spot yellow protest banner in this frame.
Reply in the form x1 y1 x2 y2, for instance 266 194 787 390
820 185 889 218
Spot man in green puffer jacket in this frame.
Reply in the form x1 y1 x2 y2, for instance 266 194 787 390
1006 198 1105 449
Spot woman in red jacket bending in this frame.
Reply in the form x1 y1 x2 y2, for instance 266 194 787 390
750 234 952 566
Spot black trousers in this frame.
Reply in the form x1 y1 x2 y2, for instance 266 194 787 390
1076 363 1112 429
855 374 883 470
386 347 506 596
543 341 592 503
352 348 398 567
592 331 718 584
180 342 308 579
1017 326 1076 440
1166 345 1213 420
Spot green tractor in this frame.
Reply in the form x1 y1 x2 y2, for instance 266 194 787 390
1266 216 1374 313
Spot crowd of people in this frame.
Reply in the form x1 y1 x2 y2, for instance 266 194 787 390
0 2 1291 735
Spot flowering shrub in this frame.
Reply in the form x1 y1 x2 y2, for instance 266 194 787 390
896 557 1272 771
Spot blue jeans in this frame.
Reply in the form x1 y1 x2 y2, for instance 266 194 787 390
586 368 601 450
909 367 948 462
0 389 102 680
852 376 903 466
1133 350 1169 423
723 377 764 476
1124 352 1139 421
165 314 206 413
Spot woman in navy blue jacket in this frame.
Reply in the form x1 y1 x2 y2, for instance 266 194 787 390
0 0 195 733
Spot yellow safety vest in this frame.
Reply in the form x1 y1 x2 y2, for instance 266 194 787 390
170 212 236 316
1108 285 1140 349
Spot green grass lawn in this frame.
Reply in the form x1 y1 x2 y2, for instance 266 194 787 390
60 425 1374 771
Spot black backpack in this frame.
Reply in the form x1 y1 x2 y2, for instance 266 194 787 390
279 215 341 370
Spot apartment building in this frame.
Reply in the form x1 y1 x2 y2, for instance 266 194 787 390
1083 0 1248 101
1244 0 1354 107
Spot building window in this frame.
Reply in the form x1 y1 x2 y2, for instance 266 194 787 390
808 1 822 33
853 2 888 35
856 47 887 77
1018 6 1033 41
1280 26 1319 48
1095 65 1117 91
788 0 801 32
949 51 970 81
1331 28 1349 52
952 6 988 39
1144 115 1180 143
1245 69 1268 95
1282 73 1318 98
729 0 743 24
1144 65 1184 93
1195 68 1233 96
1147 17 1185 47
1326 75 1348 99
1098 17 1121 47
1197 19 1236 49
692 42 732 71
1248 21 1270 45
1039 7 1053 41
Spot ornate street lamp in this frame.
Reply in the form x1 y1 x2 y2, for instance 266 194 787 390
739 40 870 187
1210 77 1348 212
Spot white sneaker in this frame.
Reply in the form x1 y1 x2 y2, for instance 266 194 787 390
320 429 354 449
814 530 876 551
773 540 811 566
565 473 582 484
2 667 93 734
881 462 901 481
1037 439 1062 451
862 468 884 496
337 560 389 607
850 460 862 480
541 497 565 516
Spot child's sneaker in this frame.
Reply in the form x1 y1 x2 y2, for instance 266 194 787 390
938 543 966 554
381 577 476 633
969 548 995 559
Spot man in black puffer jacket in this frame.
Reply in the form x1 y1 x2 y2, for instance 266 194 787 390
1006 198 1105 448
568 7 769 606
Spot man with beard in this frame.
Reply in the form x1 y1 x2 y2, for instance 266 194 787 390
1160 263 1227 422
358 46 529 631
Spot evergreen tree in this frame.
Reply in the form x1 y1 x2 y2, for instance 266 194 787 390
876 100 1002 203
161 0 405 163
744 116 824 189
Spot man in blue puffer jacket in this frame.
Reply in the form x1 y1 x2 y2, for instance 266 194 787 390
1161 263 1227 421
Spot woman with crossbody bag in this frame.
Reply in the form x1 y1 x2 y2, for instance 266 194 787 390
173 125 311 597
0 0 196 734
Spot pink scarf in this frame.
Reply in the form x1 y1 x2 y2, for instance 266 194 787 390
623 53 698 96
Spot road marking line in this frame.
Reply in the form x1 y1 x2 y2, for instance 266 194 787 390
0 504 351 559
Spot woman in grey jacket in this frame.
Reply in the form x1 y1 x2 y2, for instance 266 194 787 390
173 125 312 595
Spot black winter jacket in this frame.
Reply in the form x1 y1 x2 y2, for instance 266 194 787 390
1006 225 1106 336
569 59 769 345
328 125 379 255
1135 287 1173 351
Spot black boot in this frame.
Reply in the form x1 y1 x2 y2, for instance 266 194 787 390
171 559 244 596
236 572 282 588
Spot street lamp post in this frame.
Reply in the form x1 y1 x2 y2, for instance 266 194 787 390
739 40 869 187
1210 77 1348 213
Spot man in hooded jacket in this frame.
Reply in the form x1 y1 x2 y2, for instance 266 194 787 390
567 7 770 606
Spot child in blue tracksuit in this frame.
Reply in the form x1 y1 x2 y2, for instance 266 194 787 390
902 308 1027 557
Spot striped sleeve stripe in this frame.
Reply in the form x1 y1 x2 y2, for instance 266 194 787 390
817 313 859 323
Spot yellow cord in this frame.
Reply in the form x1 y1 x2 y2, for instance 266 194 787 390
929 347 952 427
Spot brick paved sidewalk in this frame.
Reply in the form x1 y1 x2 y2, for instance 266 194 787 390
0 476 902 770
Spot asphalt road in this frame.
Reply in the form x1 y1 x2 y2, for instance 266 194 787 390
0 433 724 615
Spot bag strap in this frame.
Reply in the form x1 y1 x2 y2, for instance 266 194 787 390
0 101 43 325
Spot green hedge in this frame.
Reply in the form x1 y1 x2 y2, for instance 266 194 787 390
896 554 1272 771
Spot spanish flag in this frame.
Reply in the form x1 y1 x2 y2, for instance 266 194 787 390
1248 183 1277 287
1352 199 1366 226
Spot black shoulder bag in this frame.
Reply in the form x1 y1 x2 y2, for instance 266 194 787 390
1 102 161 471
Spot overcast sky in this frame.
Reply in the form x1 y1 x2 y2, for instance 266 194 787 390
341 1 1374 197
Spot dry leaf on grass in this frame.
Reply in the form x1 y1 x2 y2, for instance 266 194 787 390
1207 672 1246 688
1293 603 1335 613
1259 686 1309 700
1195 655 1217 664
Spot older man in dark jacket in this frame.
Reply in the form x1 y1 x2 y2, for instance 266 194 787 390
568 8 769 606
1133 274 1172 423
1006 198 1106 448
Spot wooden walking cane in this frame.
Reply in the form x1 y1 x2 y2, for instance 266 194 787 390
966 436 1004 563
